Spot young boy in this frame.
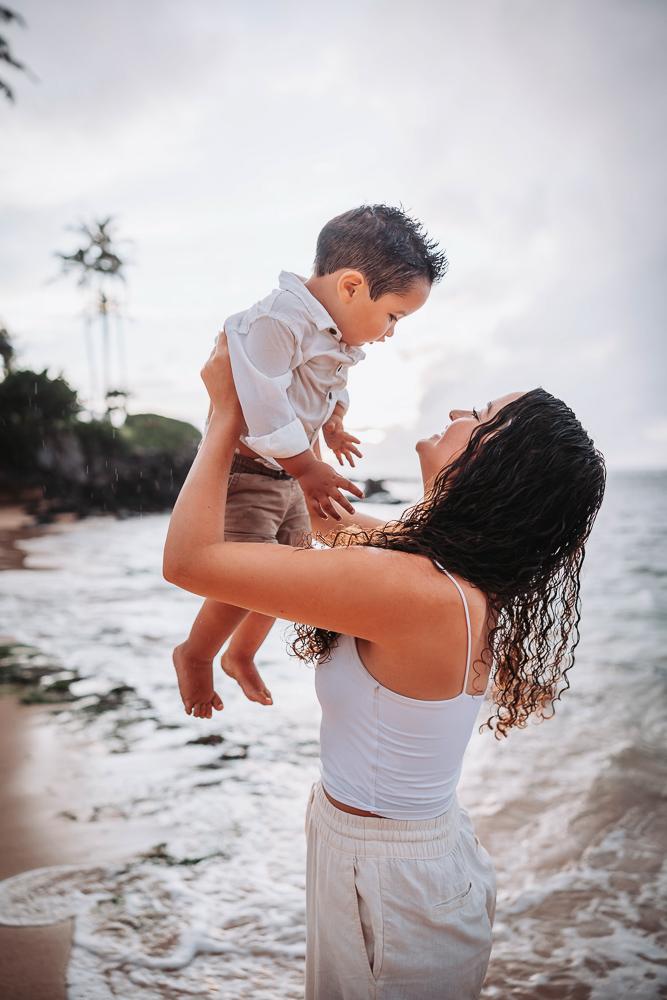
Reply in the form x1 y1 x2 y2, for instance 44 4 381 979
172 205 447 717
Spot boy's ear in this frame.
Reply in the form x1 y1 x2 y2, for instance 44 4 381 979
336 270 365 303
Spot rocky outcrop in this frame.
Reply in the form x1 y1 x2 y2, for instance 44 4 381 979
0 368 201 517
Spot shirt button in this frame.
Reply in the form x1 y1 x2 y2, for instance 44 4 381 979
328 391 333 400
336 364 343 373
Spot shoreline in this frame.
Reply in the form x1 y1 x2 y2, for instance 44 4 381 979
0 696 72 1000
0 511 162 999
0 505 43 571
0 688 164 999
0 504 82 572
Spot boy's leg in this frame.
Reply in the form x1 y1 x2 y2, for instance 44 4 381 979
172 467 287 716
173 599 249 718
218 473 310 706
221 612 276 705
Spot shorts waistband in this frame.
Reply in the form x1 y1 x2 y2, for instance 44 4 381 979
308 782 462 859
231 453 292 480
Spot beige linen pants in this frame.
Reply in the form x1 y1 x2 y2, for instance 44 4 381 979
305 782 496 1000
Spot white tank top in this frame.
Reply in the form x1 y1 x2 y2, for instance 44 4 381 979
315 568 486 820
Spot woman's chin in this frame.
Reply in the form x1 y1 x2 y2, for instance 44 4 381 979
415 426 449 453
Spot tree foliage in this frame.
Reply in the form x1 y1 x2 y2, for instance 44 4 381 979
56 218 126 285
0 359 201 513
0 6 30 102
0 325 16 374
0 368 80 471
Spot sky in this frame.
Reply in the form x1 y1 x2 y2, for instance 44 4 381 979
2 0 666 476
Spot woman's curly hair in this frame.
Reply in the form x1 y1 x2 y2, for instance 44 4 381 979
291 388 606 738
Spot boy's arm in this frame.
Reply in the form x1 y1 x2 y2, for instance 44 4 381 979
322 403 363 468
227 316 311 460
227 317 362 520
309 437 385 536
279 448 362 521
278 404 363 516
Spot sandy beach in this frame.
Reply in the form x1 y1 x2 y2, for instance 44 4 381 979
0 509 161 999
0 695 73 1000
0 508 67 998
0 505 39 570
0 688 164 999
0 505 80 571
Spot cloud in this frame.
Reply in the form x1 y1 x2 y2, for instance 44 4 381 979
2 0 666 471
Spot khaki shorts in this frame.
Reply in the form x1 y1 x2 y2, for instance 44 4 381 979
224 470 311 545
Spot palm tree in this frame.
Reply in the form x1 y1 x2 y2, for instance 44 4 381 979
56 218 129 416
0 6 32 102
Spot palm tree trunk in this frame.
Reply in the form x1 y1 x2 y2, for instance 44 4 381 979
115 310 128 393
83 310 98 411
99 289 111 412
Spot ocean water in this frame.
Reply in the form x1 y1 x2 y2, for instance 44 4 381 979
0 471 665 999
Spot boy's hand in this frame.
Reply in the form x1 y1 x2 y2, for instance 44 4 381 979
323 415 363 468
297 459 363 521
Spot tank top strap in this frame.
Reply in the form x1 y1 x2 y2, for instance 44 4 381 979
434 562 472 694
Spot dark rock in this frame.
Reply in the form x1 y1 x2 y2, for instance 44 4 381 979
0 644 77 690
219 745 248 760
20 686 77 705
79 683 142 714
0 366 201 517
186 734 225 746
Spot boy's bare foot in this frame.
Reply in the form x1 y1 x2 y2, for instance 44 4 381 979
220 648 273 706
172 642 224 718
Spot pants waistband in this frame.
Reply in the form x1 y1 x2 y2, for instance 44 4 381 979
231 453 292 480
308 782 462 859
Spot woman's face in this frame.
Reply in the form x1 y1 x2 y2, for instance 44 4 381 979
415 392 524 490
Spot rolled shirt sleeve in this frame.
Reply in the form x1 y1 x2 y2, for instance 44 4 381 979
225 315 310 460
333 387 350 413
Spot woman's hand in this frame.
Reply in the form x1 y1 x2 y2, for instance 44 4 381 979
200 331 243 423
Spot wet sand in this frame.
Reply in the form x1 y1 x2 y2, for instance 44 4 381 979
0 506 71 997
0 507 162 999
0 696 72 1000
0 505 38 570
0 505 80 571
0 690 165 999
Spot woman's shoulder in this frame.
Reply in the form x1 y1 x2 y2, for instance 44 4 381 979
354 556 489 699
415 560 487 642
340 546 486 638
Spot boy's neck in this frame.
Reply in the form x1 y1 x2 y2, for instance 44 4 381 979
304 274 342 331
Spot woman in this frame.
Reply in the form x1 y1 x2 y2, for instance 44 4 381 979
163 336 605 999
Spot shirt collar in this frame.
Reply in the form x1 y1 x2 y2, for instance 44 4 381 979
278 271 366 361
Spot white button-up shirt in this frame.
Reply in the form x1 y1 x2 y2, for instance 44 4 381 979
224 272 366 468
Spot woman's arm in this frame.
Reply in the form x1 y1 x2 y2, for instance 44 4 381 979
163 339 423 643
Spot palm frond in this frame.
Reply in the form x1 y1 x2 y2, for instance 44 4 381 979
0 7 26 27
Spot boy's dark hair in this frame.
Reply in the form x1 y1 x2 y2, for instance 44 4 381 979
314 204 448 300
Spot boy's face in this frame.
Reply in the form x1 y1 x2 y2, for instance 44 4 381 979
334 272 431 347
